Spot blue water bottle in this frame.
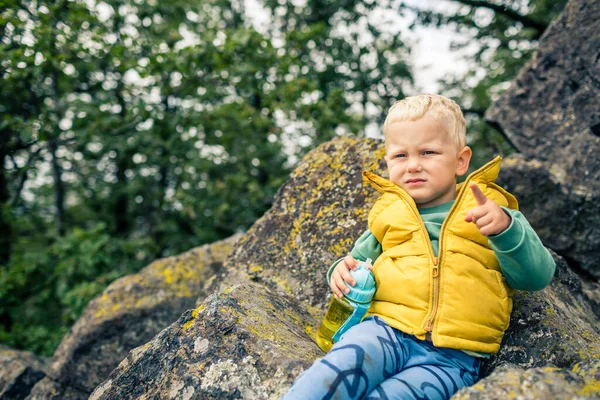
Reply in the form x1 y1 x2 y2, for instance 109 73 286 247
316 258 376 352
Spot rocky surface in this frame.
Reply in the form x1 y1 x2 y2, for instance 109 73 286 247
89 137 387 399
90 136 600 399
480 251 600 377
209 137 387 313
497 155 600 314
89 283 322 400
27 234 239 399
454 360 600 400
0 346 49 400
26 377 89 400
486 0 600 279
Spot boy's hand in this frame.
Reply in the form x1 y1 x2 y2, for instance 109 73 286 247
465 183 511 236
330 256 361 299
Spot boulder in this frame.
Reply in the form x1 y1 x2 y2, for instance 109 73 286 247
497 155 600 314
89 283 322 400
0 345 49 400
209 137 387 311
480 251 600 377
486 0 600 278
454 360 600 399
90 137 600 399
26 377 88 400
27 234 239 399
90 137 386 399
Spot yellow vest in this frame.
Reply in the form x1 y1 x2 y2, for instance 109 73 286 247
363 157 518 354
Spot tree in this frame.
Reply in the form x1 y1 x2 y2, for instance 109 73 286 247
0 0 414 354
404 0 567 166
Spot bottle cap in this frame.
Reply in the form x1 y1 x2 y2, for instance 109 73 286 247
345 258 375 305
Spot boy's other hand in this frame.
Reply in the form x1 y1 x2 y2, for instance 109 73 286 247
330 256 359 299
465 183 511 236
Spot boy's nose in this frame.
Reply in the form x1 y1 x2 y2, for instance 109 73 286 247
407 159 422 173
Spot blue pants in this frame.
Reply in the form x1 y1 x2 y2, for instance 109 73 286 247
283 317 480 400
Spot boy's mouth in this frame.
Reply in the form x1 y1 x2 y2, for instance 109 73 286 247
405 178 426 185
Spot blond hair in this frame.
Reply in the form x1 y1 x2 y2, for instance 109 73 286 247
383 94 467 150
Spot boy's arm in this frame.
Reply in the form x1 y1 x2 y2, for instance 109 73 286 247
327 229 382 284
488 208 556 291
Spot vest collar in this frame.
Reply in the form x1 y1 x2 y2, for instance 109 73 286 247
363 156 503 197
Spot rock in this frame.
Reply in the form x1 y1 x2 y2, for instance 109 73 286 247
0 345 49 400
26 377 88 400
90 137 387 399
497 155 600 283
28 234 239 399
210 137 387 312
454 360 600 399
480 252 600 377
486 0 600 278
89 137 600 398
89 282 322 400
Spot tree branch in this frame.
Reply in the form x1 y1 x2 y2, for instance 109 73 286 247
108 116 144 136
452 0 548 36
7 138 38 154
11 147 43 207
305 0 360 25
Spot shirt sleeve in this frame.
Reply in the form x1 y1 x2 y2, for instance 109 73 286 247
488 208 556 291
327 229 382 284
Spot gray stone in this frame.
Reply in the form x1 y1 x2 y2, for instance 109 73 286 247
209 137 387 312
454 360 600 399
89 283 322 400
89 137 600 399
486 0 600 278
25 377 88 400
90 137 387 399
497 155 600 282
28 235 239 399
480 251 600 377
0 345 49 400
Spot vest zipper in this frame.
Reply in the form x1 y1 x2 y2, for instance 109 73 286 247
422 181 471 334
425 256 440 332
404 200 440 332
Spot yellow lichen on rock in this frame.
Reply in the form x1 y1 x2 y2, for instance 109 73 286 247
183 305 205 330
93 292 123 319
273 277 292 294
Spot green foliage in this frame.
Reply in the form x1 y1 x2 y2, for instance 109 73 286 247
0 0 412 354
0 223 156 355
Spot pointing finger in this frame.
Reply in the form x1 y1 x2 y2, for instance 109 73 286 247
470 183 488 206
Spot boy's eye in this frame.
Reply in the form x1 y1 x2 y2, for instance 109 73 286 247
422 150 436 155
394 153 406 159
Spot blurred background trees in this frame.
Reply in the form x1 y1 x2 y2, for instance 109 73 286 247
0 0 566 355
406 0 567 166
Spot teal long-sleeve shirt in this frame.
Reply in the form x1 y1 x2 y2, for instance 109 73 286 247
344 200 556 292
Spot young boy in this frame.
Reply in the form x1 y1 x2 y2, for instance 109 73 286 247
282 94 556 400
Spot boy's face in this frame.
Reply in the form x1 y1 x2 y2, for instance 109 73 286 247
384 116 471 208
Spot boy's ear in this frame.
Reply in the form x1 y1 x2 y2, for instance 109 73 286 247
456 146 472 176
